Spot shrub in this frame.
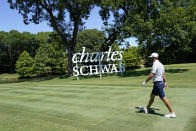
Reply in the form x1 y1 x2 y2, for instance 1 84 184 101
34 43 67 76
122 47 142 69
15 50 34 78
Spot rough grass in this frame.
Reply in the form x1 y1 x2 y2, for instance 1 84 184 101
0 63 195 131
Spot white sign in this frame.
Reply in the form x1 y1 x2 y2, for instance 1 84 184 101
72 46 125 76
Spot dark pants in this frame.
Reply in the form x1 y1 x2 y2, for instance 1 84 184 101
152 81 165 98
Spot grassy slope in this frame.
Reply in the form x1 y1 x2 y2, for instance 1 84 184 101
0 63 195 131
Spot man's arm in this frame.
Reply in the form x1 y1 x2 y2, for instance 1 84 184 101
145 73 154 83
163 72 166 82
163 72 168 89
143 73 154 86
143 61 157 86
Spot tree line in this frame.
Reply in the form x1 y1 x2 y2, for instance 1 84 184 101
1 0 195 77
7 0 195 76
0 29 142 77
0 30 38 73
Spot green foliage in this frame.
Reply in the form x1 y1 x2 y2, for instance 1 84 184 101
0 31 9 73
76 29 105 52
135 1 196 65
99 0 196 65
16 42 68 77
0 30 68 76
15 51 34 78
8 0 98 76
4 0 195 75
34 44 50 76
122 46 142 69
36 32 52 44
34 43 67 76
0 30 38 73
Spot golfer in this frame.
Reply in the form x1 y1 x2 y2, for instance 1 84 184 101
142 53 176 118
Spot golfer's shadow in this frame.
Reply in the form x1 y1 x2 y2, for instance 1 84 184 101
135 107 164 116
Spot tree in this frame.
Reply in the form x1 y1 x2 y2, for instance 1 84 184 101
122 46 142 69
0 30 38 73
76 29 105 52
98 0 137 45
1 30 22 73
34 42 67 76
136 0 196 65
36 32 52 45
15 50 34 78
0 31 9 73
8 0 98 76
99 0 196 65
136 0 195 63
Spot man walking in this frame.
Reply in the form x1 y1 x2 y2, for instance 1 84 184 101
142 53 176 118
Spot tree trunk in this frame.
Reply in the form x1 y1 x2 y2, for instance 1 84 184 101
66 5 80 77
7 46 15 73
67 47 73 76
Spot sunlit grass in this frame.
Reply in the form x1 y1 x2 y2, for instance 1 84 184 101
0 63 195 131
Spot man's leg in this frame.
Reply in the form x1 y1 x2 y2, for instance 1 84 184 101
161 97 174 113
146 94 156 110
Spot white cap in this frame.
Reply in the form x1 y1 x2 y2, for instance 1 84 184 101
149 53 158 58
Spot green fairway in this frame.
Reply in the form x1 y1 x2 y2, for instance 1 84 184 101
0 63 196 131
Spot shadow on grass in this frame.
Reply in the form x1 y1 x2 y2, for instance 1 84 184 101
166 69 189 73
121 68 189 77
0 68 190 83
0 76 56 84
61 73 116 80
135 107 164 116
49 68 190 80
122 69 151 77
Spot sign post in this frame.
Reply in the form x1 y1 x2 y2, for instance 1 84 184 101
99 57 102 78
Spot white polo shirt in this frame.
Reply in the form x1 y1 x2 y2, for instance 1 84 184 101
151 60 165 82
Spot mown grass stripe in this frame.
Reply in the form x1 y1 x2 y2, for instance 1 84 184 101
0 105 93 126
0 111 77 131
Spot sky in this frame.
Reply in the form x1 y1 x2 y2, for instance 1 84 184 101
0 0 138 46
